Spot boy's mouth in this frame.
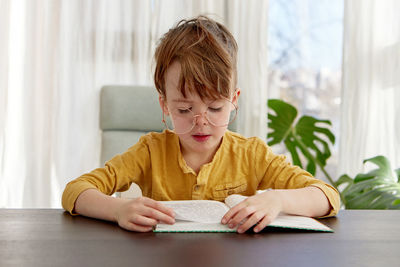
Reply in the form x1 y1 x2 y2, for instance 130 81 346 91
192 134 211 142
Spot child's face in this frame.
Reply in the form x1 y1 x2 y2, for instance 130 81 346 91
160 61 239 155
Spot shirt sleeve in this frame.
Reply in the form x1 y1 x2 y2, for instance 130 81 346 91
255 140 340 217
61 136 151 215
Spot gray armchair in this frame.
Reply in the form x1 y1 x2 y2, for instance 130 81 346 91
100 85 164 198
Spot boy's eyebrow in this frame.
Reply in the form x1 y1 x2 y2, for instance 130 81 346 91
171 98 193 103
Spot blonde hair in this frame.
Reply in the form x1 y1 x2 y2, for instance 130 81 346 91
154 15 238 100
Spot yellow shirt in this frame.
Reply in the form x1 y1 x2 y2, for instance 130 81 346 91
62 130 340 216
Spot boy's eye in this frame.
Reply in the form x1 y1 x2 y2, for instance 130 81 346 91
178 108 191 114
208 106 223 112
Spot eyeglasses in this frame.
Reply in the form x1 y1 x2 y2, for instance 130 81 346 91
163 98 238 134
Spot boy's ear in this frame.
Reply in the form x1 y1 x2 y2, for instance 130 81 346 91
232 88 240 106
159 95 170 115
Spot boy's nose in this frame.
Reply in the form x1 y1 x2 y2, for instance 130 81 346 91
194 112 209 125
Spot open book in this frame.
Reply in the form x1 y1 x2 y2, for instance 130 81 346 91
154 194 333 233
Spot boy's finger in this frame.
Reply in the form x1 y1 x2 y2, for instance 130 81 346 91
228 207 253 229
129 214 158 227
221 203 244 224
253 217 270 233
254 213 276 233
142 206 175 225
143 198 176 217
129 223 154 232
121 220 153 232
237 212 263 234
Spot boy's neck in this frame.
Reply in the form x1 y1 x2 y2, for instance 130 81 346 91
180 140 222 174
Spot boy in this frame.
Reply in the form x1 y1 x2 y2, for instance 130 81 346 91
62 16 339 234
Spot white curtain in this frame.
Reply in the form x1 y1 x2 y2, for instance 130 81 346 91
0 0 269 208
0 0 154 207
0 0 10 205
227 0 269 140
339 0 400 177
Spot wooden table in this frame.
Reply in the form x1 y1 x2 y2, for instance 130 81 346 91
1 209 399 267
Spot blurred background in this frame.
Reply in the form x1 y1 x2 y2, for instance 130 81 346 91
0 0 399 208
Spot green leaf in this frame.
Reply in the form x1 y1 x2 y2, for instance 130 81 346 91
284 135 302 167
394 168 400 181
363 155 392 171
335 174 353 187
342 179 382 200
355 156 396 183
392 198 400 206
345 189 382 209
338 155 400 209
335 174 353 198
267 99 335 176
267 99 336 186
267 99 297 145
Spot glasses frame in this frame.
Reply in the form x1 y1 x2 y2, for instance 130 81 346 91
162 97 238 135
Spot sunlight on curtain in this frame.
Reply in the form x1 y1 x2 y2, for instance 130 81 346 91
0 0 12 207
227 0 269 140
1 0 30 207
1 0 154 207
339 0 400 176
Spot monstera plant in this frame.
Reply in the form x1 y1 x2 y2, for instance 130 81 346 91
336 156 400 209
267 99 400 209
267 99 336 185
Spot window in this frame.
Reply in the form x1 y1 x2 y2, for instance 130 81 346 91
268 0 344 179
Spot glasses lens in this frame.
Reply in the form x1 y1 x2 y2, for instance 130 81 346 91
169 107 195 134
206 99 237 127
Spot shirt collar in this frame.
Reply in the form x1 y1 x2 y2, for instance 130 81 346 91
173 130 232 175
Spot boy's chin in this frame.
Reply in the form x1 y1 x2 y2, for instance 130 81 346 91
191 135 223 150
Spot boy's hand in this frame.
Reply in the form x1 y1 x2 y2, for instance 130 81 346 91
221 190 282 234
115 197 175 232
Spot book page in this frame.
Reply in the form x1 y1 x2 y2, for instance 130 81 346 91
224 194 247 208
160 200 229 223
269 215 333 232
224 191 271 208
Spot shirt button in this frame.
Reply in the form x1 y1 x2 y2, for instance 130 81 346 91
194 185 200 191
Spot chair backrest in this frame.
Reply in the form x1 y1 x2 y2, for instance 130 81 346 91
100 85 164 198
100 85 164 165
